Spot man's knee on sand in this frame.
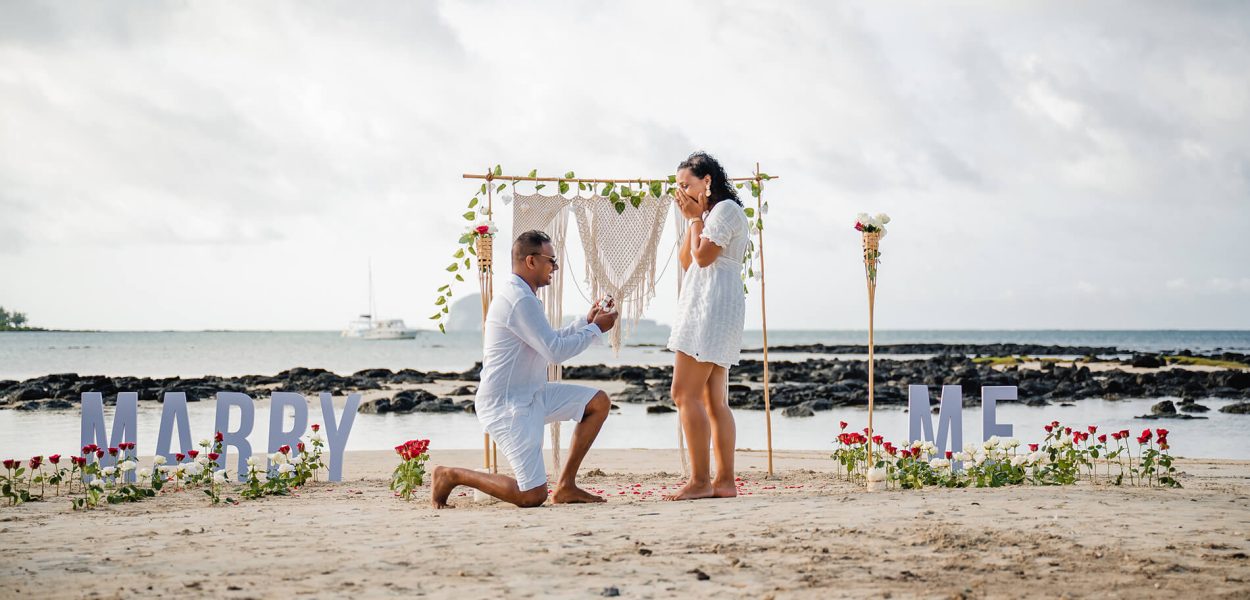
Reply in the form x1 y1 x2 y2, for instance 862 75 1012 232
517 484 548 508
584 390 611 419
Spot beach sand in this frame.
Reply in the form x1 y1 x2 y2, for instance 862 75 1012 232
2 449 1249 599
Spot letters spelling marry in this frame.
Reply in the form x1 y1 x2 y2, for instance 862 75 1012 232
80 391 359 482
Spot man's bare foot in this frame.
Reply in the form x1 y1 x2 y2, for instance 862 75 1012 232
712 480 737 498
552 484 606 504
662 480 716 501
430 466 455 509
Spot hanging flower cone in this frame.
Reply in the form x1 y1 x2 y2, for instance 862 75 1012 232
855 213 889 490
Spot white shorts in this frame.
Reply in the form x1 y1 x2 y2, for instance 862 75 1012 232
481 382 600 492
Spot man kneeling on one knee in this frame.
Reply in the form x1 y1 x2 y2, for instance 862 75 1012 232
432 230 619 508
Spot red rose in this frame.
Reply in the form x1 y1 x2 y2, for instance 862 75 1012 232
1156 428 1169 438
1097 434 1107 444
1028 444 1039 452
175 453 186 462
297 442 306 453
279 445 290 455
1044 425 1053 433
207 453 219 461
108 447 119 456
188 450 199 459
1063 427 1071 436
1140 429 1152 441
839 421 847 430
872 435 883 445
49 454 61 465
945 451 953 459
29 456 42 469
215 431 224 442
1087 426 1097 434
96 450 104 459
1111 432 1121 440
1119 429 1129 438
475 225 491 234
81 445 92 454
312 424 320 432
2 459 13 470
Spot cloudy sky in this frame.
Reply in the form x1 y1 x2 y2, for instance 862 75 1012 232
1 1 1247 331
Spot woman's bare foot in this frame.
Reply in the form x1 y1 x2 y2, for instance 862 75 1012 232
662 480 716 501
430 466 455 509
712 479 737 498
552 484 606 504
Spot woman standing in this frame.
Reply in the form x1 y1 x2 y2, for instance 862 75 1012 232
664 151 750 501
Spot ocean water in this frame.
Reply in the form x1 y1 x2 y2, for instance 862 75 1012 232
1 330 1247 458
2 329 1248 380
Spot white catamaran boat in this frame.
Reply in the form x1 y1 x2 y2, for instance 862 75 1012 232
341 262 417 340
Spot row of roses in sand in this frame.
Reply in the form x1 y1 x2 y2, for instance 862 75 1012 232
832 421 1180 489
0 425 328 509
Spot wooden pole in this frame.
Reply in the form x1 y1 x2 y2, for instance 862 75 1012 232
755 162 774 478
482 169 494 472
867 281 876 476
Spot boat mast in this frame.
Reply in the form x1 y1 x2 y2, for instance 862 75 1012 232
368 258 375 323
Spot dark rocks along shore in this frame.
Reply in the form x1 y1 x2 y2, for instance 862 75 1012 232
2 346 1248 419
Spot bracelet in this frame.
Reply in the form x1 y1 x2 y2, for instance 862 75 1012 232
689 218 703 224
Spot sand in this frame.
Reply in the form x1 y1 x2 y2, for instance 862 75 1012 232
2 449 1249 599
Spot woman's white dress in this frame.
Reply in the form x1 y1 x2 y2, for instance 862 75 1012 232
666 200 750 368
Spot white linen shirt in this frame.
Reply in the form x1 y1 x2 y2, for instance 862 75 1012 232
474 274 602 424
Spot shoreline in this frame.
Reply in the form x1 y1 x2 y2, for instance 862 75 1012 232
4 345 1249 415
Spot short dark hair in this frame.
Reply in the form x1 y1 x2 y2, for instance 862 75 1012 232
512 230 552 262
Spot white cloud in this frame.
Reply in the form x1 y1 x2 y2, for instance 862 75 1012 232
0 1 1248 330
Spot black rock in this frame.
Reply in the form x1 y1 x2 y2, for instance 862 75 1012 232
1131 354 1163 368
1151 400 1177 415
782 403 816 418
1219 402 1250 414
1179 400 1210 413
449 385 477 396
601 586 621 597
646 404 676 414
358 389 439 414
1136 413 1207 420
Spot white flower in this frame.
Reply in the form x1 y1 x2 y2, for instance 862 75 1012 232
929 458 950 470
1010 456 1028 468
89 479 104 489
154 455 167 465
213 470 229 483
183 462 203 477
310 433 323 443
137 468 151 479
963 443 978 455
271 452 288 465
1006 438 1021 449
856 212 871 226
974 452 988 465
199 439 211 448
761 202 769 215
277 463 295 475
875 213 891 225
246 456 259 467
119 460 137 472
101 466 116 477
985 436 1001 449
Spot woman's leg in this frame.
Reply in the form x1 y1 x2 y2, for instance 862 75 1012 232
703 365 737 497
664 351 716 501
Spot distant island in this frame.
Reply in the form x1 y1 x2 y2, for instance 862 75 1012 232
0 306 43 331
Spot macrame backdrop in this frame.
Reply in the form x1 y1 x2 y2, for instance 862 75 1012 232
511 192 573 474
571 194 672 353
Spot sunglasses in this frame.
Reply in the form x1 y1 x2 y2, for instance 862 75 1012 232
529 253 558 267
